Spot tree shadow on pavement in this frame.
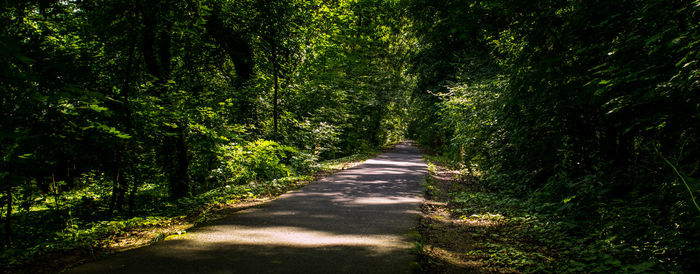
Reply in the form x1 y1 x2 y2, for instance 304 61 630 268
70 143 427 273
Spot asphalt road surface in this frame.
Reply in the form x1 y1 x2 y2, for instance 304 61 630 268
70 142 427 273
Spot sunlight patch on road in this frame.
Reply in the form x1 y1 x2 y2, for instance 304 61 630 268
196 226 406 250
350 196 422 205
363 159 426 167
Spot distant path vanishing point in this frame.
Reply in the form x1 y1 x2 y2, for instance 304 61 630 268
70 142 427 274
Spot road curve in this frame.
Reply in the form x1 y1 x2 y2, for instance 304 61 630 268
70 142 427 273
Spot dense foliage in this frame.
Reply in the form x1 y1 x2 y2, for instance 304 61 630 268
0 0 412 265
2 0 697 272
407 0 699 271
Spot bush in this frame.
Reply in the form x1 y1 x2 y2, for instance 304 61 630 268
213 140 314 185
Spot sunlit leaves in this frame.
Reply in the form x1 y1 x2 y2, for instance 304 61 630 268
407 0 699 271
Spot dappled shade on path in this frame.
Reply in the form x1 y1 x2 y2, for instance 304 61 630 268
70 142 426 273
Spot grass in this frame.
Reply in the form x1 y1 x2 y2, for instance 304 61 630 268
416 154 669 273
416 157 556 273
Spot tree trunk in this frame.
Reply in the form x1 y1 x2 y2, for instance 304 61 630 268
140 1 190 200
272 40 279 139
3 187 11 248
119 30 137 216
108 169 120 218
141 9 161 80
169 125 190 199
116 168 125 213
128 163 139 216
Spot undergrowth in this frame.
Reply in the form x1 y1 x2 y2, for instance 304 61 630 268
0 148 377 272
418 156 677 273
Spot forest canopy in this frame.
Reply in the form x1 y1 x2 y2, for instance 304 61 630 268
1 0 698 272
406 0 699 271
1 0 413 263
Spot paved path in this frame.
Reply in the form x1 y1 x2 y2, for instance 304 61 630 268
70 142 427 273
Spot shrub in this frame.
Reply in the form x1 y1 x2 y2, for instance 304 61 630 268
213 140 314 185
